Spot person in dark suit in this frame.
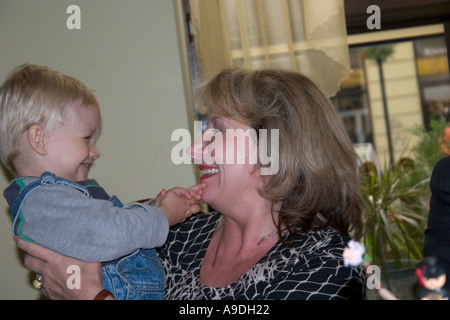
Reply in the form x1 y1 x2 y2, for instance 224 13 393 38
424 156 450 290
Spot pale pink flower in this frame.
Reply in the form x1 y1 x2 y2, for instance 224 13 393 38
343 240 365 266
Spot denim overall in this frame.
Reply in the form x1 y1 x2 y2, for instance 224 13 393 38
10 172 164 300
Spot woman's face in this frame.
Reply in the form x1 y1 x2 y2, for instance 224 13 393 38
189 112 262 210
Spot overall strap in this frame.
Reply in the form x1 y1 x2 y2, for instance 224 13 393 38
10 172 89 235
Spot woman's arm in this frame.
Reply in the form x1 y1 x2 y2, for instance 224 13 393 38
14 236 110 300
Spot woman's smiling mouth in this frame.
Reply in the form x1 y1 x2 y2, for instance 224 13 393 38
199 165 219 180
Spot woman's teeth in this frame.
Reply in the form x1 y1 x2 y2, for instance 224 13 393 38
202 168 219 175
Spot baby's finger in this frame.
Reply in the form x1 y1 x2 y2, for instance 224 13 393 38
154 189 167 206
157 189 167 199
189 183 207 193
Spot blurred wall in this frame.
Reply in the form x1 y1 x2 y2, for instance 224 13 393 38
0 0 196 299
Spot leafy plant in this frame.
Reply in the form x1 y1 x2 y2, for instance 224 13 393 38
361 160 428 271
361 118 448 273
410 118 449 180
361 45 395 63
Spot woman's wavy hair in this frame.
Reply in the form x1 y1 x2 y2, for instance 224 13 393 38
195 67 363 239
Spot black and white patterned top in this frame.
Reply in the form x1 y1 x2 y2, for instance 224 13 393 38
157 212 366 300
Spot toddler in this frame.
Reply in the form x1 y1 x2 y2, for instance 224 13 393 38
0 64 204 300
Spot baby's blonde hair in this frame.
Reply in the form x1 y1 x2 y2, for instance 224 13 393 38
0 64 99 174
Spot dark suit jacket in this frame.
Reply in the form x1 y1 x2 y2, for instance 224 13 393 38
424 156 450 290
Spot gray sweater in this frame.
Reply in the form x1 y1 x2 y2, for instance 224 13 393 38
4 176 169 262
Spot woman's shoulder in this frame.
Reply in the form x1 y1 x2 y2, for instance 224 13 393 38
158 212 221 264
287 226 351 254
264 227 354 275
174 211 220 230
166 211 221 242
245 226 365 300
264 227 365 299
278 227 361 281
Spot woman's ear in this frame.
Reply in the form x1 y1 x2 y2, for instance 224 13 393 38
27 124 48 156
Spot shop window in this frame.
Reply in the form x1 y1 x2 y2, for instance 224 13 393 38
332 34 449 164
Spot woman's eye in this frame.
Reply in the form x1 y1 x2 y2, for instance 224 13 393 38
202 128 223 141
204 128 222 134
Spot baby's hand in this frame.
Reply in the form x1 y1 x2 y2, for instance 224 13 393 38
173 182 207 201
153 182 206 207
153 189 167 207
157 183 207 226
188 182 207 198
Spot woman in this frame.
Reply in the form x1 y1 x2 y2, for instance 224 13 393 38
16 67 366 299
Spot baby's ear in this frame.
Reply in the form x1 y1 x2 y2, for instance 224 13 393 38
27 124 48 156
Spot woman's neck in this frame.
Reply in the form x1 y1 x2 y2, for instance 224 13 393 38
218 216 277 250
200 205 280 287
214 197 281 252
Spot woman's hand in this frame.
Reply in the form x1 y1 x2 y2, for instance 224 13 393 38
15 236 104 300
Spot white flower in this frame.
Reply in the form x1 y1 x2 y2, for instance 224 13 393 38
343 240 366 266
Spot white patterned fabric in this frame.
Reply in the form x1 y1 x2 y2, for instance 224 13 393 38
158 212 365 300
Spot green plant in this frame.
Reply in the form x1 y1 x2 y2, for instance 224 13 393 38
410 118 449 180
361 45 395 63
361 160 428 271
361 118 448 273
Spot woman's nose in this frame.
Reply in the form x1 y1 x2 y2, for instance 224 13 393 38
187 133 204 161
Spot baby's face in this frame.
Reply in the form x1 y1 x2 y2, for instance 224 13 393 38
45 99 101 181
